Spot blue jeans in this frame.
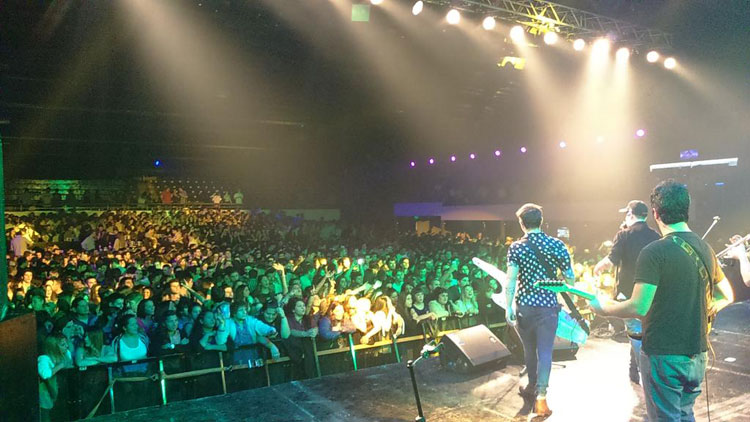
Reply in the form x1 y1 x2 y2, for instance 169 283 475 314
625 318 642 371
517 305 559 395
640 351 707 422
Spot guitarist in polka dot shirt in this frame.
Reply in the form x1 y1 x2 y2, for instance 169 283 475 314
505 203 575 420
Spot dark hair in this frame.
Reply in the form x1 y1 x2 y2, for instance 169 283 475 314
396 291 412 316
53 315 74 334
650 180 689 225
210 285 226 302
114 313 137 336
288 297 305 312
71 296 88 311
136 299 153 318
412 285 428 297
516 203 543 229
230 300 247 316
160 310 178 323
106 292 125 310
26 286 45 300
197 309 214 324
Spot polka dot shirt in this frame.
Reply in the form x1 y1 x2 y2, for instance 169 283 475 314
507 232 572 308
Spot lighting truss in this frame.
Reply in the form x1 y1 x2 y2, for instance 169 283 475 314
424 0 673 50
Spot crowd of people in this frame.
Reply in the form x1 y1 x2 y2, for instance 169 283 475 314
6 179 243 210
3 208 524 419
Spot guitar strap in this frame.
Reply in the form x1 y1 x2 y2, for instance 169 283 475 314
669 234 715 327
523 239 590 335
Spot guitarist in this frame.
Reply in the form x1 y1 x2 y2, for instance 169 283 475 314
590 180 734 422
506 203 574 420
593 200 660 384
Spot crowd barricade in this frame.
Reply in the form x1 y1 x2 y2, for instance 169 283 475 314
50 316 510 421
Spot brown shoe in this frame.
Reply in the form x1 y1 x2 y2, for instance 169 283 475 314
531 398 552 420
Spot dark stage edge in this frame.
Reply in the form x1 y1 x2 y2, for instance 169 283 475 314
89 302 750 422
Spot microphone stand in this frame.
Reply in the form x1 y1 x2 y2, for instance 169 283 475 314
702 216 720 240
407 341 443 422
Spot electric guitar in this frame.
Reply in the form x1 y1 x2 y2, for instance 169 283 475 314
535 280 650 340
533 280 593 336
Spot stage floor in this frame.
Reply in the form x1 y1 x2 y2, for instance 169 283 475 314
89 303 750 422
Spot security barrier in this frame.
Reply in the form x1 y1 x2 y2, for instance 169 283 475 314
50 316 509 421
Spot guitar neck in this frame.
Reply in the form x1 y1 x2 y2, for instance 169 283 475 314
564 287 596 301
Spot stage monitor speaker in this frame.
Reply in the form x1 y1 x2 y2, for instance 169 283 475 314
440 324 511 372
552 336 579 361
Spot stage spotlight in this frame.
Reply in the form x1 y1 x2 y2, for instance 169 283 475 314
573 39 585 51
596 135 605 143
428 158 435 164
543 32 558 45
510 25 524 43
636 129 646 137
411 1 423 16
482 16 496 31
469 153 476 160
559 141 567 148
494 149 502 157
616 47 630 62
370 0 383 4
154 159 162 167
664 57 676 69
410 161 416 167
592 38 610 55
646 51 659 63
450 155 457 162
520 146 527 153
446 9 460 25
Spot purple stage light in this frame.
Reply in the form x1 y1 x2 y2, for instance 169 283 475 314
410 161 416 167
636 129 646 137
428 158 435 164
494 150 501 157
520 146 527 153
450 155 457 162
680 149 699 160
469 153 476 159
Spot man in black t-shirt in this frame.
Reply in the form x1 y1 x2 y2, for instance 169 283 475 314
594 200 660 383
591 180 734 422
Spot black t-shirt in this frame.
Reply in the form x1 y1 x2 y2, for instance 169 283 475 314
259 313 283 335
634 231 724 356
608 221 661 298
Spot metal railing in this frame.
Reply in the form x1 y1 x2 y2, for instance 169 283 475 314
55 316 509 421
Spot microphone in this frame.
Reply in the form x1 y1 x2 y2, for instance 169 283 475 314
420 340 443 358
702 216 721 240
